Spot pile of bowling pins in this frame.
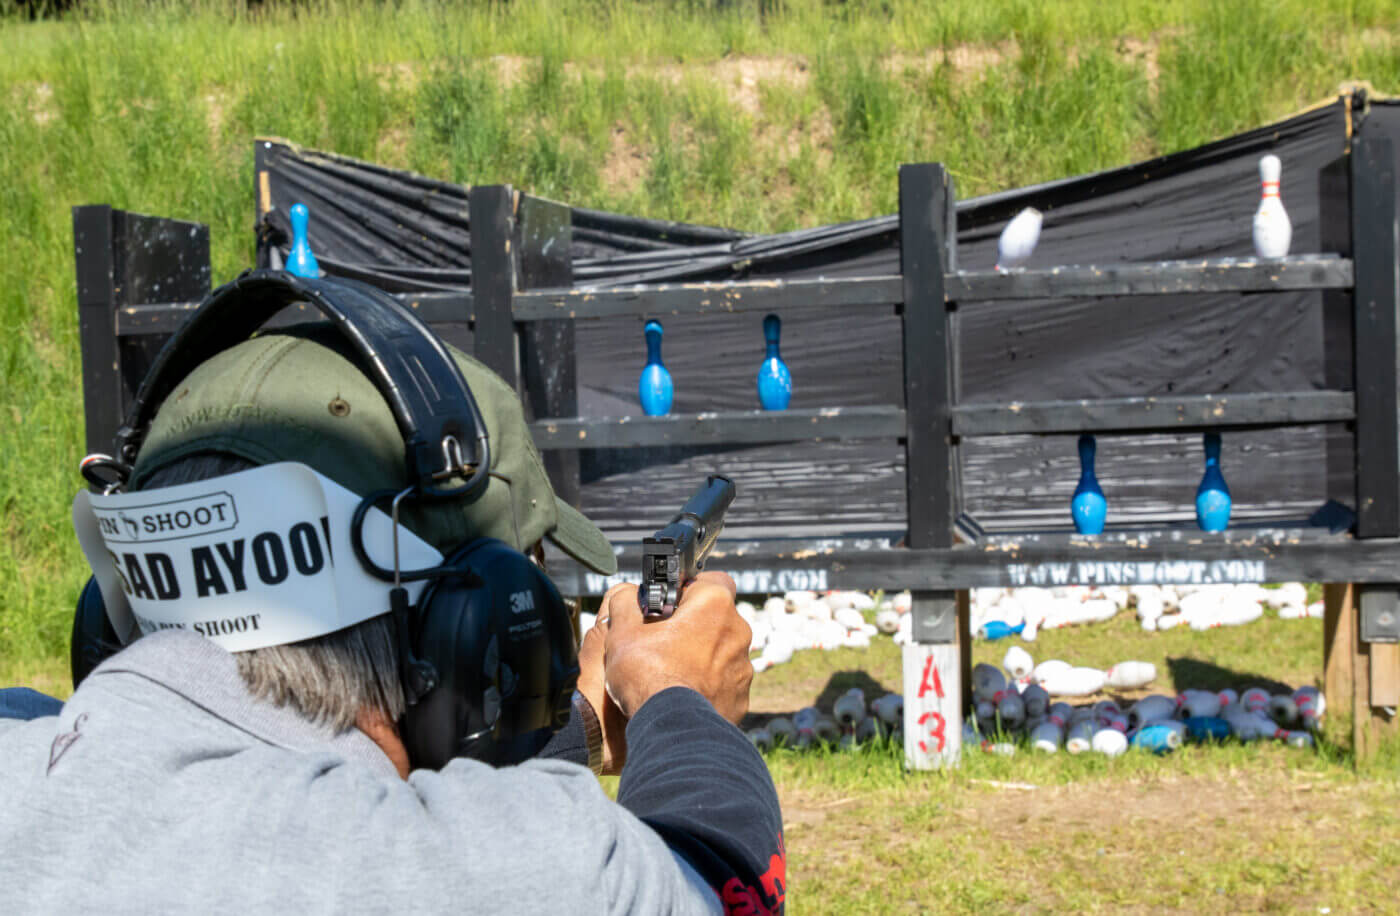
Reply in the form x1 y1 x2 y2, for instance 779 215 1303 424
741 591 882 672
746 688 907 753
586 580 1326 679
962 647 1321 757
969 582 1322 642
744 649 1324 758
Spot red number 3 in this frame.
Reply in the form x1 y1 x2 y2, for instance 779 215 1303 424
917 711 946 753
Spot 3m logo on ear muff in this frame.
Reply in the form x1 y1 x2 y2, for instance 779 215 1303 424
508 590 536 614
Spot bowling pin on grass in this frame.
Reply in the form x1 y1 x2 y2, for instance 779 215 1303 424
286 202 322 279
638 320 674 416
756 314 792 411
996 207 1043 271
1072 435 1108 535
1196 433 1232 532
1252 154 1292 259
833 688 867 729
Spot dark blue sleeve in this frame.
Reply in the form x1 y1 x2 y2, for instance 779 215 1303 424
0 687 63 721
535 707 589 767
617 687 786 915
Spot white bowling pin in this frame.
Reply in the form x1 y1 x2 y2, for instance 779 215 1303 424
871 693 904 727
1106 661 1157 689
1033 659 1072 684
996 207 1043 270
767 717 796 746
814 715 841 743
1030 719 1064 753
1065 718 1095 754
1293 686 1325 729
996 691 1026 733
1177 690 1218 719
1241 687 1270 714
1021 684 1051 720
1252 154 1292 259
1267 694 1299 728
833 688 867 728
1040 666 1108 697
1003 645 1035 682
1130 694 1178 729
1091 726 1128 757
972 663 1008 702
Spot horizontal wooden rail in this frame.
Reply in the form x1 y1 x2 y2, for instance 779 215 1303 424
513 276 903 320
114 256 1352 334
952 390 1356 436
547 529 1400 593
529 406 907 449
949 255 1353 302
115 291 474 336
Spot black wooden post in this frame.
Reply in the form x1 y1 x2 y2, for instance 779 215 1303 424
72 206 211 457
516 194 581 507
254 140 280 270
468 185 520 387
898 163 961 769
73 205 122 457
899 163 957 638
1319 154 1356 511
1350 135 1400 539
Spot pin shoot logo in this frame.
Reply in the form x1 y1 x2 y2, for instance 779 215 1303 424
92 491 239 544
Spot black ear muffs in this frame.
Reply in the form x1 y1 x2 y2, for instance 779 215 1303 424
72 577 119 688
401 538 578 769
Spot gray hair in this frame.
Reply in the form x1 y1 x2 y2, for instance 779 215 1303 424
142 453 405 731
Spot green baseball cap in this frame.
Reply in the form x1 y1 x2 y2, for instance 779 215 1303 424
128 323 618 576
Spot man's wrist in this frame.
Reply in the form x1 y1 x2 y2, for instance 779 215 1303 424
571 690 604 775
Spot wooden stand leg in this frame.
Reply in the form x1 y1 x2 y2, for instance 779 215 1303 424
902 642 962 769
957 589 972 712
1327 583 1400 763
1323 583 1355 729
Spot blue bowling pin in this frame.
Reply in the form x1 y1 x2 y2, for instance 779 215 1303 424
756 313 792 411
1071 434 1107 535
638 320 673 416
1184 716 1232 742
286 202 321 279
1130 722 1185 754
1196 432 1232 532
977 620 1026 641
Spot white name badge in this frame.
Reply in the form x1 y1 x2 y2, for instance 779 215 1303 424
72 463 444 653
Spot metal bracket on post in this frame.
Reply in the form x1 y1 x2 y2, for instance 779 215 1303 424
1360 585 1400 643
911 591 957 643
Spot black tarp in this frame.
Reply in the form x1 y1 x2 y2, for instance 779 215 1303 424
254 94 1395 538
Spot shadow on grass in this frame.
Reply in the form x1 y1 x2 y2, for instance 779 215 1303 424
741 668 895 729
1165 656 1297 696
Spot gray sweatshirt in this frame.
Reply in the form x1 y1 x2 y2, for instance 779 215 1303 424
0 630 783 914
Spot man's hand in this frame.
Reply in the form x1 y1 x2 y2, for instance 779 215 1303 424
601 571 753 724
575 611 630 774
